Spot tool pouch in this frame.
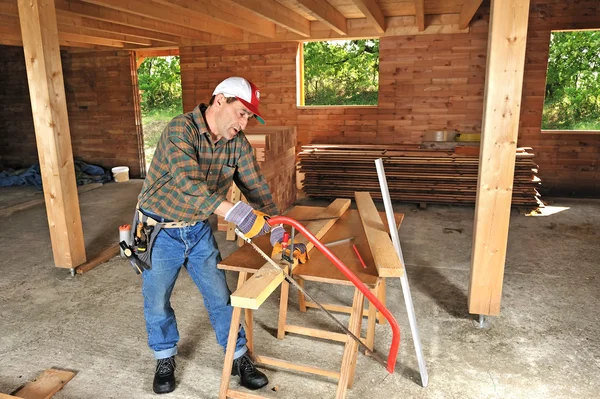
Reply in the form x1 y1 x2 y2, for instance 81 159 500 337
124 209 164 273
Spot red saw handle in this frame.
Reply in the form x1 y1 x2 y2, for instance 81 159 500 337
268 215 400 374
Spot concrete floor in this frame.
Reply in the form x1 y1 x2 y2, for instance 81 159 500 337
0 180 598 399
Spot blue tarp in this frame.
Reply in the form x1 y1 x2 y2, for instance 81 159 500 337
0 159 112 190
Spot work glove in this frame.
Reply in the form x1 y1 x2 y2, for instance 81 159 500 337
270 226 309 264
225 202 271 238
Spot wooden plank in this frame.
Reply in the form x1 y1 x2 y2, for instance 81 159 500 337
218 306 242 399
80 0 243 40
284 324 347 343
229 199 351 309
335 288 364 397
17 0 86 268
54 0 213 42
152 0 277 39
469 0 530 316
226 389 269 399
414 0 425 31
354 192 403 278
75 243 120 274
220 207 402 284
459 0 483 29
296 0 347 35
349 0 386 33
0 394 21 399
254 355 340 380
12 368 75 399
230 0 311 37
56 14 180 44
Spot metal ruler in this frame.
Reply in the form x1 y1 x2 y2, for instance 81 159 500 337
234 228 388 370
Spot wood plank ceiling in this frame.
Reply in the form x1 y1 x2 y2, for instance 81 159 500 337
0 0 483 52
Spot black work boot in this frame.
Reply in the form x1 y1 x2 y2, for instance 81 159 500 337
153 356 176 394
232 353 268 390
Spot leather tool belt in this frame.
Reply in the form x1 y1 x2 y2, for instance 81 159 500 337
121 207 199 274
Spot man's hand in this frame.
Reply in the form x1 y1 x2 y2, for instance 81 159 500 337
224 202 270 238
270 226 309 264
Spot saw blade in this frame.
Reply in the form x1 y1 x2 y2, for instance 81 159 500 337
234 228 388 370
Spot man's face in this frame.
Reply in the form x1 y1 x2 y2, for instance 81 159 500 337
213 95 255 142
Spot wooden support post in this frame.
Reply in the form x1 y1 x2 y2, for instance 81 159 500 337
17 0 86 268
277 266 290 339
297 277 307 312
469 0 530 316
218 306 242 399
365 282 380 354
335 288 364 397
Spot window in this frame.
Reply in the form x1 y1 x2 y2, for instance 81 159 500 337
542 30 600 134
300 39 379 106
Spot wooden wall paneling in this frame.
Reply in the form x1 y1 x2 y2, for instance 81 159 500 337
469 0 531 316
17 0 86 268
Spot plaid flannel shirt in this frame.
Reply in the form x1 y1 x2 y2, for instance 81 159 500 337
138 104 277 222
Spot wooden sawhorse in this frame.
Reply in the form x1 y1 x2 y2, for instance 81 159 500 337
217 206 403 399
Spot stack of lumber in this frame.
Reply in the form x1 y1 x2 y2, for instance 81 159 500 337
299 144 542 208
217 126 297 232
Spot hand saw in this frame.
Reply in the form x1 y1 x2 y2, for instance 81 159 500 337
236 215 401 374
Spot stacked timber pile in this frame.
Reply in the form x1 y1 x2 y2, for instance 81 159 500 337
218 126 297 232
299 144 542 208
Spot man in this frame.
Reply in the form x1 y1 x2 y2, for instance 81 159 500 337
135 77 303 394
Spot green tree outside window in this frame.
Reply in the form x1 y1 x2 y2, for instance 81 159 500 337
303 39 379 106
542 31 600 131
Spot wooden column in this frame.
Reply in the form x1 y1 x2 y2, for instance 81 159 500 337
17 0 86 268
469 0 530 315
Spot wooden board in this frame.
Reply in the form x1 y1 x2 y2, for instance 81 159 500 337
298 145 541 208
10 369 75 399
354 192 403 278
220 206 403 284
75 243 120 274
226 199 351 309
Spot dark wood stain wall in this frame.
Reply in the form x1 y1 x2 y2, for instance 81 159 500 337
0 47 143 178
0 46 37 168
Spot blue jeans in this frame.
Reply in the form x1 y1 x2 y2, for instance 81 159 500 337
140 209 247 360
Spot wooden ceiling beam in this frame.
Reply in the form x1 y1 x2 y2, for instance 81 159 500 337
56 13 180 44
349 0 385 34
151 0 276 39
58 31 125 47
0 30 115 49
54 0 213 43
80 0 243 40
296 0 347 35
0 1 180 45
459 0 483 30
1 13 135 47
136 48 179 58
414 0 425 31
230 0 311 38
58 24 153 46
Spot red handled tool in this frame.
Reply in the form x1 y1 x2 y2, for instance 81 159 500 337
265 216 401 374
